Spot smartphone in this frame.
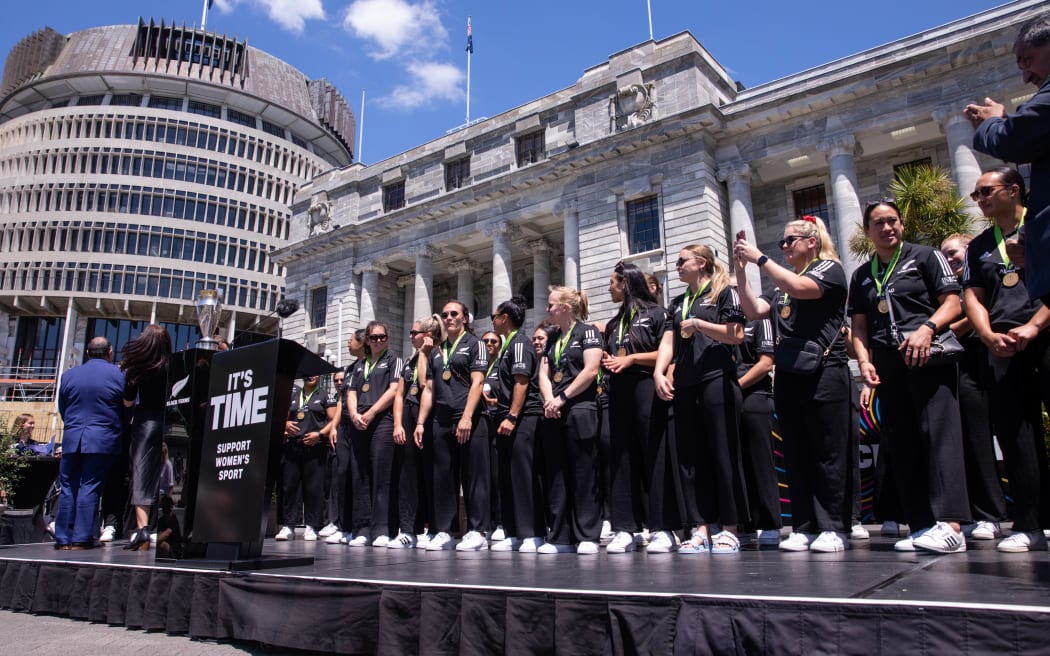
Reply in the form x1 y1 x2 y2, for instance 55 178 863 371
735 230 746 242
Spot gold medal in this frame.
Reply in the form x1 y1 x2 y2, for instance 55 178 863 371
442 370 452 381
1003 271 1019 288
361 383 370 393
296 411 305 421
780 305 792 320
595 385 603 396
409 385 419 396
553 371 564 383
617 347 627 357
877 298 889 314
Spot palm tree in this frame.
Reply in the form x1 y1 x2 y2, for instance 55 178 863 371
848 164 974 257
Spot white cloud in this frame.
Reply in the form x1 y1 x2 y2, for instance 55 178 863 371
377 61 464 110
342 0 447 60
214 0 326 34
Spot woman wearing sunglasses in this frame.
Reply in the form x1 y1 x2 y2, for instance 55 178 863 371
602 261 677 554
655 245 747 554
963 167 1050 553
734 216 852 553
478 330 505 541
413 300 491 551
344 320 403 547
848 200 970 554
390 315 444 549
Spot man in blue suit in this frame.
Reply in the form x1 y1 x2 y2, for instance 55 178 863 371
54 336 126 549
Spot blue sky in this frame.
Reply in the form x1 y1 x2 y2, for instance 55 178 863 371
3 0 1004 165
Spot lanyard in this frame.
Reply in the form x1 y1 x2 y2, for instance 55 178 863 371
782 259 819 306
441 332 466 371
682 280 711 319
497 330 519 364
363 350 384 383
616 309 636 350
411 354 420 385
299 386 317 410
994 217 1024 270
554 323 576 368
870 246 902 298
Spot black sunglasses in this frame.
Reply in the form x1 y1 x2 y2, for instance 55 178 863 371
675 256 699 267
482 338 500 345
778 235 810 249
367 334 388 342
969 185 1008 201
865 197 897 209
440 310 460 319
408 329 424 337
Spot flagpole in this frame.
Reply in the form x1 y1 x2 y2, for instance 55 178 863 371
465 16 472 124
202 0 210 30
358 89 365 164
647 0 653 40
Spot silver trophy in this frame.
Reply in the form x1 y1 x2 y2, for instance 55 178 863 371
195 289 223 351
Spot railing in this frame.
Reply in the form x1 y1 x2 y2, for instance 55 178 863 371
0 365 58 402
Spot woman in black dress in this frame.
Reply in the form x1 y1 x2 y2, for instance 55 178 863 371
121 324 171 550
848 200 970 553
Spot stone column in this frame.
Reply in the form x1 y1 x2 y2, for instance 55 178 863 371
485 221 519 310
933 108 982 217
529 239 552 317
397 274 415 356
562 201 580 290
449 259 476 312
353 261 388 324
716 161 762 292
412 244 440 322
819 134 863 276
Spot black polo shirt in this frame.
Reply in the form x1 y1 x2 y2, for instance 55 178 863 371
963 225 1044 331
429 332 487 416
348 349 401 413
736 318 774 394
669 285 745 386
544 321 603 405
771 259 849 365
288 384 337 441
602 303 671 376
495 329 542 418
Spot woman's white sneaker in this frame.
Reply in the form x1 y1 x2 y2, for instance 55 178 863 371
997 530 1049 553
778 532 811 552
606 531 636 553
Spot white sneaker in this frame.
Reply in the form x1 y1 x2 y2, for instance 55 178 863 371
490 537 522 552
388 532 417 549
637 529 650 547
969 520 1001 540
850 523 870 540
810 531 846 553
416 533 433 549
518 536 543 553
490 525 506 542
456 530 488 551
779 532 811 552
600 520 614 540
426 531 455 551
302 526 318 541
371 535 390 548
325 531 346 544
347 533 369 547
646 530 675 553
538 542 575 554
99 526 116 543
318 523 339 538
275 526 294 541
576 540 599 555
913 522 966 554
149 532 158 545
997 530 1048 553
757 529 781 546
881 521 901 537
606 531 636 553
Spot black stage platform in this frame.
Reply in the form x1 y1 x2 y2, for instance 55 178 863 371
1 531 1048 654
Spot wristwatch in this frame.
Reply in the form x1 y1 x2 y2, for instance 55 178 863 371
922 320 937 332
506 414 519 424
756 255 769 267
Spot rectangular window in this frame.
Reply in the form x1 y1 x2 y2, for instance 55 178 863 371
445 158 471 191
148 95 182 111
383 181 405 212
310 286 328 329
110 93 143 107
226 108 255 128
625 196 661 254
791 184 829 221
515 130 545 167
261 121 285 139
187 100 221 119
893 157 933 179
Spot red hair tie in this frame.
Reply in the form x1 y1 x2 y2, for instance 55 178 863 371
802 215 818 224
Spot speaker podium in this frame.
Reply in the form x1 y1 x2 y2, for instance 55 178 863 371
185 338 335 567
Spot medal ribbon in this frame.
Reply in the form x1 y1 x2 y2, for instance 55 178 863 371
682 279 711 320
782 258 820 307
441 331 467 373
616 309 636 352
553 323 576 369
362 350 384 384
298 386 317 410
497 330 519 364
870 246 902 299
994 217 1024 271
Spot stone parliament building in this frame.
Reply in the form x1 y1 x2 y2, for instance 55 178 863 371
276 0 1044 363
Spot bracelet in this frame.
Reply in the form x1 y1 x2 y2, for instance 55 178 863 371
756 255 769 267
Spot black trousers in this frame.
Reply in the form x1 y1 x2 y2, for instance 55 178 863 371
348 413 396 537
328 420 351 530
496 414 545 539
775 365 851 534
280 441 326 530
607 372 677 533
672 373 747 528
429 409 490 534
597 401 611 520
958 341 1006 523
396 403 421 534
739 388 782 530
485 414 502 528
870 349 971 528
541 405 602 544
987 333 1050 531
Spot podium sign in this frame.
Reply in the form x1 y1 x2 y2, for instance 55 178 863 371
193 342 283 544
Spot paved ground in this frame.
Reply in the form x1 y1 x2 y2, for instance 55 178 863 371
0 609 309 655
